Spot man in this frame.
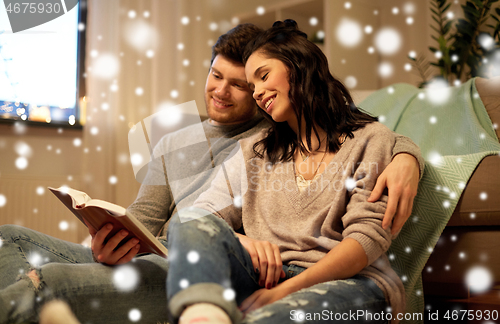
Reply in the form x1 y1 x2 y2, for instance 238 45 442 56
0 24 422 324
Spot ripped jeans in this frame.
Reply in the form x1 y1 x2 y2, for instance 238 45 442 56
166 209 388 324
0 224 169 324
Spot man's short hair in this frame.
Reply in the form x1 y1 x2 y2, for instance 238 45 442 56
210 23 263 65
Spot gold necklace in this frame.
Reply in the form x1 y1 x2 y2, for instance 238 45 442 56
300 134 347 162
310 149 328 179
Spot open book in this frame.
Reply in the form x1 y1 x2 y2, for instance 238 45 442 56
49 187 168 257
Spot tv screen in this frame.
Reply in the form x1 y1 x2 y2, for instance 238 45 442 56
0 0 84 126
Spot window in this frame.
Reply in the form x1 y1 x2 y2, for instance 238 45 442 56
0 0 86 127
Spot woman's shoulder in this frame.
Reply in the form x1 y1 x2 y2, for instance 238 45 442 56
349 122 397 159
352 121 394 142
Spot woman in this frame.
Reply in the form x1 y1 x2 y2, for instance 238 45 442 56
166 20 405 324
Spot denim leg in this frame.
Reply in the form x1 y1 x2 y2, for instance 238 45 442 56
242 275 388 324
167 209 260 323
0 224 94 290
0 225 170 324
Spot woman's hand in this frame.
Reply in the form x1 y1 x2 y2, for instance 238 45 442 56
236 234 286 289
239 284 292 315
85 221 140 265
368 153 419 234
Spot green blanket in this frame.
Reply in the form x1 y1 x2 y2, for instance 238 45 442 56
360 78 500 323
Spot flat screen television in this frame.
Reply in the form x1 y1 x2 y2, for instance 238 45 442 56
0 0 86 127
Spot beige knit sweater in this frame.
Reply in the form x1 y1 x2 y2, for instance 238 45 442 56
193 122 407 318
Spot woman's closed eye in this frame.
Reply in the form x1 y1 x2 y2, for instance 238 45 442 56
261 72 269 81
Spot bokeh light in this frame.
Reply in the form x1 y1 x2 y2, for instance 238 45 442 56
336 18 363 48
128 309 141 322
92 54 120 79
113 265 140 292
466 266 492 293
0 194 6 207
425 78 451 105
378 62 394 78
374 28 402 55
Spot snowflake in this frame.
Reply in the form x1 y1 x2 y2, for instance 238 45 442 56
187 251 200 264
425 79 451 105
336 18 363 48
378 62 394 78
466 267 492 293
15 141 32 157
344 76 357 89
128 309 141 322
233 195 242 208
113 265 140 292
29 253 43 266
223 288 236 301
0 195 7 208
59 221 69 231
179 279 189 289
93 54 120 80
345 177 356 191
109 176 118 185
15 157 28 170
375 28 402 55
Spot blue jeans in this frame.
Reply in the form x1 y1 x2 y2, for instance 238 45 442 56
0 224 169 324
166 209 388 324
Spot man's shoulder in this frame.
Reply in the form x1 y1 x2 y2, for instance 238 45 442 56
239 127 268 147
153 121 208 153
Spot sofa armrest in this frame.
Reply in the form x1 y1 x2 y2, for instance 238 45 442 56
475 77 500 141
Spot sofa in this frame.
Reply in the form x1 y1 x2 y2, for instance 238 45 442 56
421 77 500 308
358 76 500 321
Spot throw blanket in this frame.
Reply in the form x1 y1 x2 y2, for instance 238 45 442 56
360 78 500 323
